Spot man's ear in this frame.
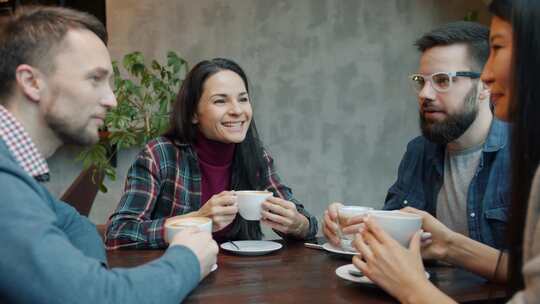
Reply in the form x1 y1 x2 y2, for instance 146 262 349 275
192 113 199 124
15 64 43 102
478 81 490 102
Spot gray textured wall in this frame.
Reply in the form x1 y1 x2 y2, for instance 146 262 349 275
46 0 489 238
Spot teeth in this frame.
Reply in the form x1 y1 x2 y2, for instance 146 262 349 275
223 122 242 127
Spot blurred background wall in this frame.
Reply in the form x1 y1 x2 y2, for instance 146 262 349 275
46 0 490 237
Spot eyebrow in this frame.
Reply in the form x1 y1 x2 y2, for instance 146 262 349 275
88 67 111 78
210 92 248 98
210 94 227 98
490 33 505 41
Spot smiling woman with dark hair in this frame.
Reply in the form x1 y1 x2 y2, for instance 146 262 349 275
348 0 540 302
105 58 318 249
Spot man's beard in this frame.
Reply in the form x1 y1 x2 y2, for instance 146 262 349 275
419 86 478 145
46 114 98 146
43 88 98 146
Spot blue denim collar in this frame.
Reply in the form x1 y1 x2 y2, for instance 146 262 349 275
482 118 510 152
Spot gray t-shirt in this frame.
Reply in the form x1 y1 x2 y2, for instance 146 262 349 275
436 144 483 237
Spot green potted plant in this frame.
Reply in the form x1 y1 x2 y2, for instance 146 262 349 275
77 51 188 192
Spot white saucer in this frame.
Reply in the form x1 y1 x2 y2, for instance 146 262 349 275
322 242 357 256
220 240 283 256
211 264 218 272
336 264 430 286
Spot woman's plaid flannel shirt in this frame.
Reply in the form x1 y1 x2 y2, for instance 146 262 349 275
105 137 318 249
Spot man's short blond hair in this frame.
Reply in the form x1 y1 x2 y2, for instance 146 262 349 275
0 5 107 103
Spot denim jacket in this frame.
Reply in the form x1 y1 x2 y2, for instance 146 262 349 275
383 118 511 249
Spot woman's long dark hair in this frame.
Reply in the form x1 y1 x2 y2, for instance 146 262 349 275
491 0 540 295
509 0 540 294
163 58 266 239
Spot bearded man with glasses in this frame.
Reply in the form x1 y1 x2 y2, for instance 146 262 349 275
379 21 512 250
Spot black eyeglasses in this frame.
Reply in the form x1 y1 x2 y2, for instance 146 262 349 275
409 71 481 93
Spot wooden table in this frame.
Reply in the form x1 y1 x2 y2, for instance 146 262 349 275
106 239 507 303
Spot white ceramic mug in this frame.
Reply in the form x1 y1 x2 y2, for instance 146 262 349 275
337 205 373 251
236 191 273 220
367 210 422 247
165 216 212 243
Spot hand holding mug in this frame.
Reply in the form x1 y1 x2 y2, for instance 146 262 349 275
352 218 430 302
168 227 218 280
323 203 372 249
195 191 238 232
322 202 343 246
261 196 309 238
400 207 457 261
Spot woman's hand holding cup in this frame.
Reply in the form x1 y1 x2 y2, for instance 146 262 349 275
261 196 310 238
195 191 238 232
352 218 429 302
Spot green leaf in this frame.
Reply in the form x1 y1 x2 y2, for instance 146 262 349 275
464 10 479 22
99 183 108 193
151 60 162 71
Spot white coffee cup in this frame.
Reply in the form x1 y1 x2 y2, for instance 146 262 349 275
236 190 273 220
337 205 373 251
367 210 422 247
165 216 212 243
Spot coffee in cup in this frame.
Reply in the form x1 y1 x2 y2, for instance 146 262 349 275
165 216 212 243
236 190 273 220
367 210 422 247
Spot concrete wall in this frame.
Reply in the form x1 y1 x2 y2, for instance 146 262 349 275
46 0 490 238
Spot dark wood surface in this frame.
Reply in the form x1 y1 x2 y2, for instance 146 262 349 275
106 239 507 303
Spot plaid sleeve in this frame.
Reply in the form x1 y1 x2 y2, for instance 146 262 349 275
261 150 318 240
105 144 168 249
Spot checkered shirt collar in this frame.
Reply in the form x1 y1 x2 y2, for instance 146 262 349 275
0 105 50 181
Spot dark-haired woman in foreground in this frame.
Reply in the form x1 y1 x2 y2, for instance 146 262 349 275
352 0 540 302
105 58 318 249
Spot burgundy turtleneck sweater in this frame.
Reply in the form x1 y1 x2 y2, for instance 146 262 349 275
194 132 236 239
193 131 236 209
